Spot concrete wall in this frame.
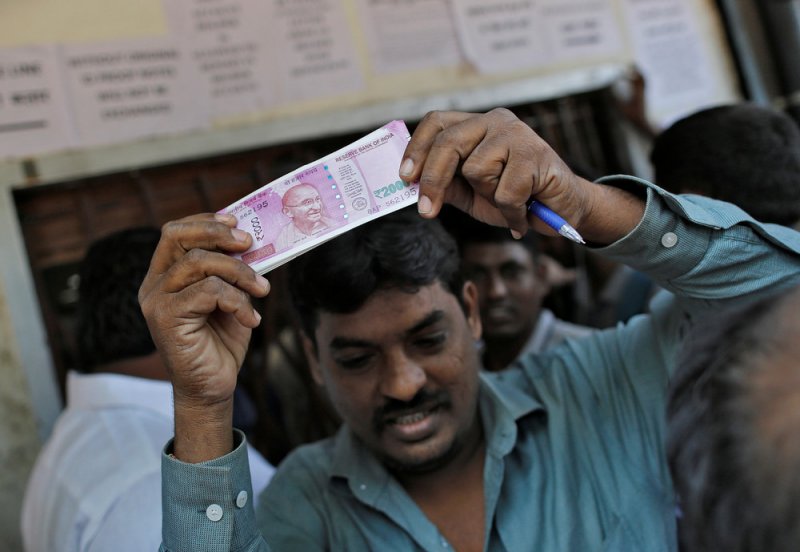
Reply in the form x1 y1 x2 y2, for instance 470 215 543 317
0 280 41 550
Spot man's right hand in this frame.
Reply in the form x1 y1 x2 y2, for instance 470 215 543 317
138 213 270 462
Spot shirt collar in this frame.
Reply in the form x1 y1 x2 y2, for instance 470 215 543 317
66 371 174 420
520 308 556 356
478 370 545 456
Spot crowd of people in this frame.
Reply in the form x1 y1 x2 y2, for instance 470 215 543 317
21 97 800 551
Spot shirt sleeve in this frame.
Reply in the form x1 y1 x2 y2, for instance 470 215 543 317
522 177 800 498
594 176 800 302
160 430 270 552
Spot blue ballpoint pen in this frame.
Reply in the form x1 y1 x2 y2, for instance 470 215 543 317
527 200 586 245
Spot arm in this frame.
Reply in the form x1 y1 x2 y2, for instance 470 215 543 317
139 213 269 462
138 214 271 551
401 108 800 303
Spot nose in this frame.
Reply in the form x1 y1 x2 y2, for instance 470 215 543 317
486 272 508 300
379 351 427 402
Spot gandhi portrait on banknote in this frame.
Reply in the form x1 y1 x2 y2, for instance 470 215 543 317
275 182 339 251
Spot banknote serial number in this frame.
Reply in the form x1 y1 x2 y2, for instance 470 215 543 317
251 216 264 242
373 180 411 199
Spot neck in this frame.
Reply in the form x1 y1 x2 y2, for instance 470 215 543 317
482 321 537 372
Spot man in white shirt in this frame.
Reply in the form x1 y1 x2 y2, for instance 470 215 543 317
21 227 274 552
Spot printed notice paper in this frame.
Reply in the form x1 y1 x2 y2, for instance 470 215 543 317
266 0 365 103
623 0 718 127
451 1 548 74
220 120 417 274
60 37 205 147
356 0 462 73
0 45 75 159
163 0 278 119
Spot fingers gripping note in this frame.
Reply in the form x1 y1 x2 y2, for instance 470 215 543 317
138 214 270 409
401 109 589 239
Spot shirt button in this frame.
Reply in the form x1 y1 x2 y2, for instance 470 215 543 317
359 484 367 491
661 232 678 248
206 504 223 522
441 537 449 548
236 490 248 509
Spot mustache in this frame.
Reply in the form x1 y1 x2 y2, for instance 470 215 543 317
373 389 450 431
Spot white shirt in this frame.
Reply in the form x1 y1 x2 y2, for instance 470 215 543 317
21 372 274 552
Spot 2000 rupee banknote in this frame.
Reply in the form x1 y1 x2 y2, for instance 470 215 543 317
220 120 418 274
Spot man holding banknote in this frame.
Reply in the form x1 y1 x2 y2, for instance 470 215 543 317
141 108 800 551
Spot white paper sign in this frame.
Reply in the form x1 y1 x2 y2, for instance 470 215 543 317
356 0 462 73
266 0 365 102
451 1 549 75
163 0 278 119
539 1 625 63
0 45 75 159
623 0 718 127
60 37 206 147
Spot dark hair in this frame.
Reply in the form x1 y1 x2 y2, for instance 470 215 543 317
667 286 800 551
75 227 161 371
438 204 539 260
288 207 464 340
651 104 800 226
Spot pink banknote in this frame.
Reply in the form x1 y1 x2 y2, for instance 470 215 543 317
219 120 418 274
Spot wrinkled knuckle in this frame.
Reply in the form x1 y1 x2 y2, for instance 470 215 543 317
494 188 521 209
139 296 156 320
160 220 182 239
184 247 206 266
422 110 444 127
490 107 515 121
461 158 487 182
204 275 225 293
419 171 441 189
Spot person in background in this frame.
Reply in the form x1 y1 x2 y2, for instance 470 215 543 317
668 284 800 551
21 227 274 552
140 109 800 552
443 209 593 372
651 103 800 228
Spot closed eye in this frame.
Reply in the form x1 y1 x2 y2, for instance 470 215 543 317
414 333 446 350
335 353 374 370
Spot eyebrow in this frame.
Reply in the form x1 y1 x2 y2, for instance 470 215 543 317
328 310 445 350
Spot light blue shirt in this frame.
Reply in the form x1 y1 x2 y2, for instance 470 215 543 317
160 177 800 551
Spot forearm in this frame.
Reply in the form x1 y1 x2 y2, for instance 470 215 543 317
573 178 645 246
173 398 234 463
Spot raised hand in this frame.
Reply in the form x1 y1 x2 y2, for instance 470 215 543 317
399 108 590 238
138 213 270 461
400 108 644 245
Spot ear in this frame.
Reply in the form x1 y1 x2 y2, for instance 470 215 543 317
301 334 324 386
282 206 292 218
462 280 482 340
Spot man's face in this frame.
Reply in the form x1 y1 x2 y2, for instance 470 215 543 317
305 282 483 473
461 241 549 341
284 185 323 223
